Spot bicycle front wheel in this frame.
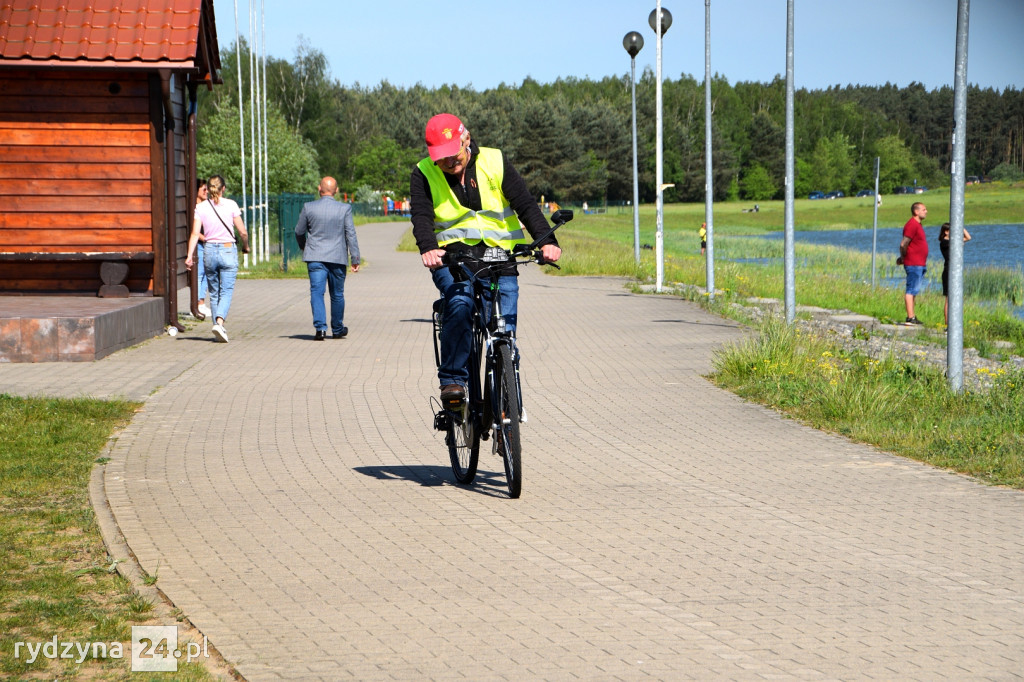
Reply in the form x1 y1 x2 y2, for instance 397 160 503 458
447 398 480 485
495 344 522 498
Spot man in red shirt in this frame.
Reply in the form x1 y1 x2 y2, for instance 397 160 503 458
897 202 928 324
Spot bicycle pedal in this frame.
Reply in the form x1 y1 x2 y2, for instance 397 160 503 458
443 397 466 412
433 410 450 431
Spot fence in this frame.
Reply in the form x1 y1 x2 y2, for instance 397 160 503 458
276 193 316 267
275 195 408 268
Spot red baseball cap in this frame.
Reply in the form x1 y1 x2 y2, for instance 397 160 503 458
424 113 466 162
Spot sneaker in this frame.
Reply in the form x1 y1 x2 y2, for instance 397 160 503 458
198 303 211 317
905 316 923 325
440 384 466 404
212 324 229 343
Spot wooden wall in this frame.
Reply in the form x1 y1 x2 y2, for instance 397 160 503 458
170 74 189 292
0 70 161 294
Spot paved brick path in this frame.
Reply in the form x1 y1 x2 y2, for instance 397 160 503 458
4 223 1024 680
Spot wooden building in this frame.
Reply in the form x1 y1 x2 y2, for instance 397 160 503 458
0 0 222 361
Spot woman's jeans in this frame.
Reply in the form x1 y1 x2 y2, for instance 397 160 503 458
431 266 518 389
204 243 238 322
196 241 208 300
307 261 348 334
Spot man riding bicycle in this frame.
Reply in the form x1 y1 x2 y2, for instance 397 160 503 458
410 113 561 404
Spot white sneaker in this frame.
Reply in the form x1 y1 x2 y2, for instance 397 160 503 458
198 303 211 317
212 324 229 343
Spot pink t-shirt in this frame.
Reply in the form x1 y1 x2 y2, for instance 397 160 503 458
194 198 241 243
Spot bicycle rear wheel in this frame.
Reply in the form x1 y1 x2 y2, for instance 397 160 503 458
495 344 522 498
447 399 480 484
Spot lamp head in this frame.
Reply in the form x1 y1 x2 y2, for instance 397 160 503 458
622 31 644 58
648 8 673 36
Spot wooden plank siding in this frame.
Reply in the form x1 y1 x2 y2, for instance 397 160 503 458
169 75 189 292
0 70 162 294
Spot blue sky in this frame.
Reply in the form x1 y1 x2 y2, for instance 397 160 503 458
210 0 1023 91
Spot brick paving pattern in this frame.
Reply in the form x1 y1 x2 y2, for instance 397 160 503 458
4 223 1023 680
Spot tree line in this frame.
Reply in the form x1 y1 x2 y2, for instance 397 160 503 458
197 39 1024 203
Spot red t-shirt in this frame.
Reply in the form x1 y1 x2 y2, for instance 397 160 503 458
902 217 928 266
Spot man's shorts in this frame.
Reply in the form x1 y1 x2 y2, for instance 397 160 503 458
905 265 927 296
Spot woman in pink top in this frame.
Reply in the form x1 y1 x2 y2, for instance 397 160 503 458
186 175 249 343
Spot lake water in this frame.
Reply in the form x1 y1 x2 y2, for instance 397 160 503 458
759 223 1024 270
755 223 1024 318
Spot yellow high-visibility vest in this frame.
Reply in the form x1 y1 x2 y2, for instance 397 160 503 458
417 147 528 249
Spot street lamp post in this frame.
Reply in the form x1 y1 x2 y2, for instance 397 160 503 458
649 4 672 293
703 0 714 300
783 0 796 323
623 31 644 265
947 0 971 392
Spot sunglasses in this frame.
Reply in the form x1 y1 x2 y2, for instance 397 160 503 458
436 139 468 165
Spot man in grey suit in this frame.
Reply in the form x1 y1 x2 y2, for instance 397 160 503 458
295 177 361 340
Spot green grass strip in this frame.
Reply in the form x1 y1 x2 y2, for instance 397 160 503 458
710 317 1024 488
0 395 213 679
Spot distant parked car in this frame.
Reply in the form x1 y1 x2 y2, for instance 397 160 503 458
855 189 874 197
893 186 913 194
913 186 927 194
825 190 845 199
966 175 980 184
808 191 825 200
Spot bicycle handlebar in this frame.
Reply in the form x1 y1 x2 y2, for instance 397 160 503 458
443 209 574 275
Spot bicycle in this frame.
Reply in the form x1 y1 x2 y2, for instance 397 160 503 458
431 209 573 498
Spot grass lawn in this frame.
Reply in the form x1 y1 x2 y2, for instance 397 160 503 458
0 395 215 680
711 316 1024 488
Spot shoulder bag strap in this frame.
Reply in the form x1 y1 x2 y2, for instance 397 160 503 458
208 199 233 236
208 200 248 251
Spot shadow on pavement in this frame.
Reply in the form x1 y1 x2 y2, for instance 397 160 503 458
653 319 741 329
354 465 514 498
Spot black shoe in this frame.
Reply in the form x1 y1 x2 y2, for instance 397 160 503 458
314 330 326 340
332 327 348 339
905 317 923 325
440 384 466 404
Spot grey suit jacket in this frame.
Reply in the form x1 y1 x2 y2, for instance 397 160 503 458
294 196 360 265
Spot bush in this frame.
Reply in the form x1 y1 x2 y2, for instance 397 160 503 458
741 164 778 201
990 162 1024 183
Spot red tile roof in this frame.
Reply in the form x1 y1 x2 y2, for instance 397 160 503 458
0 0 208 67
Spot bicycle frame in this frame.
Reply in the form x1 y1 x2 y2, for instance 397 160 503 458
432 209 573 496
439 258 519 431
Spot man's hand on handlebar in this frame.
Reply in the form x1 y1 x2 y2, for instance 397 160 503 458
539 244 561 264
425 244 560 269
422 248 447 269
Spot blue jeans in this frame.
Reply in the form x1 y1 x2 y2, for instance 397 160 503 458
905 265 927 296
307 261 348 334
196 241 208 299
204 243 238 322
431 266 518 388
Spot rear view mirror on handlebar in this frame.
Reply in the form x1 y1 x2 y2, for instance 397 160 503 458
525 209 573 250
551 209 574 225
